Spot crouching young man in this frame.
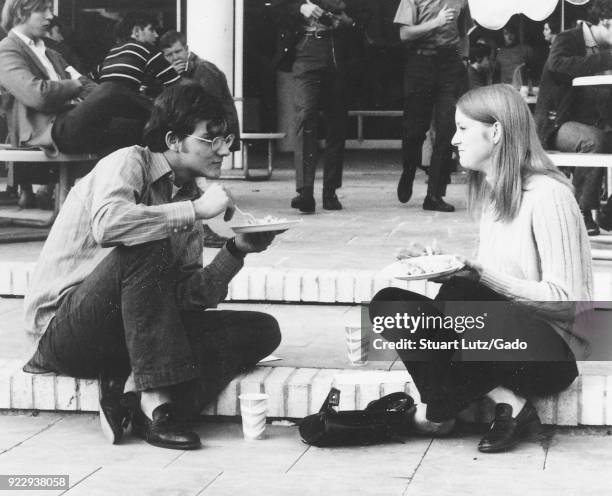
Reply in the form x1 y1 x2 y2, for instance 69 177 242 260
22 83 282 450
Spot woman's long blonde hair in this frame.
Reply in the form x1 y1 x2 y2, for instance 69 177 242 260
457 84 571 222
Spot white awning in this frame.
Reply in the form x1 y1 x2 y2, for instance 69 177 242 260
469 0 590 31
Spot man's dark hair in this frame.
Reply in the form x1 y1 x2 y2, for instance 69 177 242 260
1 0 50 32
589 0 612 24
469 42 492 64
143 82 227 152
544 16 560 35
48 15 63 31
159 29 186 50
116 10 157 41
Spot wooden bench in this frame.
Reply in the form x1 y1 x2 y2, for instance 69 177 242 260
0 146 97 226
548 152 612 259
236 132 286 181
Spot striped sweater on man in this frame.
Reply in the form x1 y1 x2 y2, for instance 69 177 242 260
92 39 180 90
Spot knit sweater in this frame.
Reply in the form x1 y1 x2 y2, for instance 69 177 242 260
476 174 593 342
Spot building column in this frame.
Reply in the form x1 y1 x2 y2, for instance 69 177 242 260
185 0 243 170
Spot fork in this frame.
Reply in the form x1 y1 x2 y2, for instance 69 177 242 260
234 205 257 224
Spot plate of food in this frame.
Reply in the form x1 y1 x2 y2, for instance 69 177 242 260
393 254 464 281
231 215 303 234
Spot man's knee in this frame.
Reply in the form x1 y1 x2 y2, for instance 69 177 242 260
253 312 282 355
556 122 608 154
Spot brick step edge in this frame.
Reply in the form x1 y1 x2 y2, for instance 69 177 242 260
2 263 612 303
1 360 611 426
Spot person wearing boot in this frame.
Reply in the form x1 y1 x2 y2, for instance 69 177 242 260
22 84 282 450
535 0 612 236
394 0 471 212
277 0 367 213
371 85 591 453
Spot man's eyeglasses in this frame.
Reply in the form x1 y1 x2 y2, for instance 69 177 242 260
186 134 235 152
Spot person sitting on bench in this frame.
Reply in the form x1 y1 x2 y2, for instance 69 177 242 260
0 0 153 207
535 0 612 235
22 83 282 450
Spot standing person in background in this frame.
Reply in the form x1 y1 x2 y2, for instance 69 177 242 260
394 0 471 212
159 29 240 248
276 0 367 214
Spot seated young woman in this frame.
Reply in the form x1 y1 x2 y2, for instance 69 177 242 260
370 84 593 453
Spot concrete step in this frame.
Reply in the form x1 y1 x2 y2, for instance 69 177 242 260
2 262 612 302
1 359 611 426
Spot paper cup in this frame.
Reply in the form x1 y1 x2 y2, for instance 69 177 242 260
345 325 369 366
238 393 268 440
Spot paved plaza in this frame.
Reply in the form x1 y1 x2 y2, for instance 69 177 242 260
1 150 611 495
1 411 611 495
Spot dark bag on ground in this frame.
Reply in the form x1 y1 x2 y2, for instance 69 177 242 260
299 388 415 447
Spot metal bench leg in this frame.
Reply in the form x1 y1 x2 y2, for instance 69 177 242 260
55 164 69 213
244 140 273 181
242 143 249 179
267 139 273 179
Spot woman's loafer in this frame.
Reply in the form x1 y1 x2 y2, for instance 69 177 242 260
478 401 540 453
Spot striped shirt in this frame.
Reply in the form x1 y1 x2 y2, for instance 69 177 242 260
23 146 243 342
93 39 180 90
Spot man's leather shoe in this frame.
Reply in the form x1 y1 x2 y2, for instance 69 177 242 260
323 193 342 210
132 403 201 450
291 193 315 213
423 195 455 212
397 170 414 203
478 402 540 453
99 374 137 445
582 210 600 236
203 224 228 248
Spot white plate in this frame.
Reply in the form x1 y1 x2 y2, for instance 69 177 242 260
231 219 303 234
390 255 464 281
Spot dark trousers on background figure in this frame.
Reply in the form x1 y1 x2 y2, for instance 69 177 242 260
293 35 347 198
29 239 281 419
401 51 464 200
369 277 578 423
52 82 153 154
555 121 611 210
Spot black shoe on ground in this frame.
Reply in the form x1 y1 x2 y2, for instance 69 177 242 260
423 195 455 212
323 192 342 210
582 210 600 236
478 402 540 453
202 224 228 248
597 208 612 232
291 193 315 213
99 374 137 445
397 170 414 204
132 403 201 450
